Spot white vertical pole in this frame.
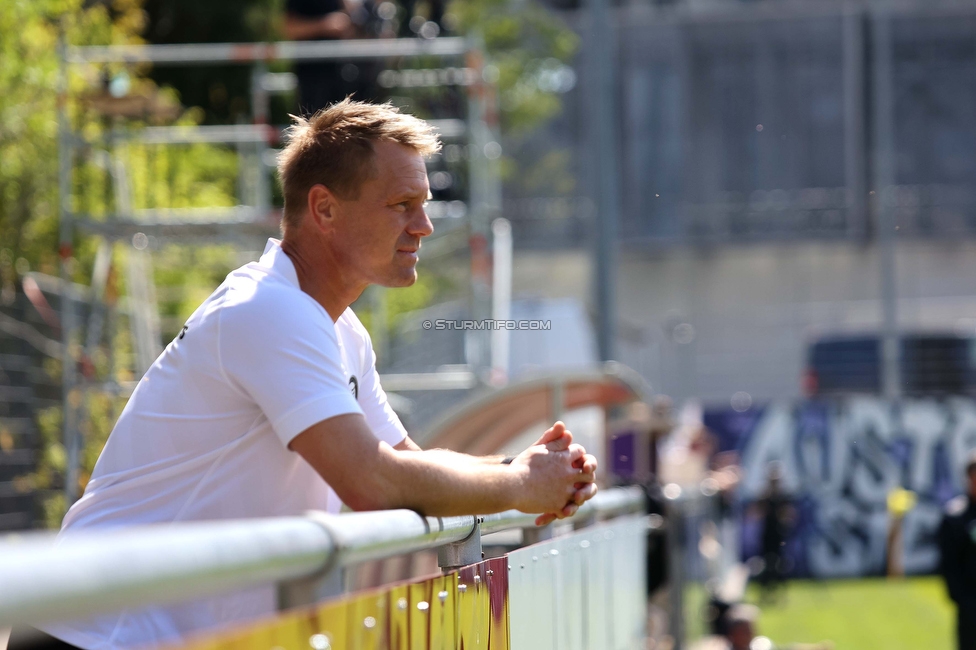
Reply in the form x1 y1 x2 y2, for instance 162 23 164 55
466 39 501 378
490 218 512 385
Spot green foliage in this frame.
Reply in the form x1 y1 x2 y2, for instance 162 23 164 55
142 0 286 123
153 245 238 337
0 0 70 276
0 0 250 525
450 0 577 134
3 0 578 528
355 261 465 349
447 0 579 199
34 402 67 529
0 0 123 524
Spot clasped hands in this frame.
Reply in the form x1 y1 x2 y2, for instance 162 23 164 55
510 421 599 527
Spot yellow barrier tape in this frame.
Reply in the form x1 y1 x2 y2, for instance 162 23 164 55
178 556 511 650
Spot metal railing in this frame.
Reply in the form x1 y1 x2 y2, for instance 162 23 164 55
0 486 644 629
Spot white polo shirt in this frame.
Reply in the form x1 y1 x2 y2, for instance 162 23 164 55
42 239 407 649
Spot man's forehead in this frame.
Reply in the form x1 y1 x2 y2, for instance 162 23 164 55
371 141 429 193
373 141 426 171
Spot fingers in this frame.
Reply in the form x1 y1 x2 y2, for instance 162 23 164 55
535 512 557 527
534 483 597 526
567 444 586 465
560 448 596 483
545 432 573 453
534 502 578 526
574 470 596 484
537 421 573 452
572 482 598 505
535 421 566 445
580 454 598 474
522 433 597 523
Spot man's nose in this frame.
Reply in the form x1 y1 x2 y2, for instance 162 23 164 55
408 205 434 238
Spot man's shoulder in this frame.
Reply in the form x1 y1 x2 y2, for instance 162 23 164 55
215 263 334 342
222 263 318 313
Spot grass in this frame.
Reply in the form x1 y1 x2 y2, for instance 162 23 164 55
737 577 956 650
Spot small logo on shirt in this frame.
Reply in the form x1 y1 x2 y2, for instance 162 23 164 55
349 375 359 400
179 325 188 340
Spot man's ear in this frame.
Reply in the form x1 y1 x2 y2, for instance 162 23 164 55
306 184 340 233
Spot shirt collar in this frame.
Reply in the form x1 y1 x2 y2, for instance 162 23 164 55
258 238 300 288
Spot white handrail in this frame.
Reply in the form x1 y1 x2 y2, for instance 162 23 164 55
0 486 644 628
0 518 332 628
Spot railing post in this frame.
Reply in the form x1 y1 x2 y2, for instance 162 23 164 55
438 518 483 571
275 511 343 611
666 487 686 650
276 567 344 611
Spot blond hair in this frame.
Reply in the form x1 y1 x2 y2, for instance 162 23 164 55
276 99 441 229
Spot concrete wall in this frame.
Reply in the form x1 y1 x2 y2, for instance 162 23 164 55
511 240 976 405
620 240 976 404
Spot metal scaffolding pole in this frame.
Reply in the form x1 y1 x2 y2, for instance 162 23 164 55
842 7 867 237
586 0 620 362
57 26 82 505
872 11 901 401
67 38 469 66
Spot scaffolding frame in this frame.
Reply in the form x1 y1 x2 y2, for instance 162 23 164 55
58 36 502 505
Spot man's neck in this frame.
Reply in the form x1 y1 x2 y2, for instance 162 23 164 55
279 237 365 322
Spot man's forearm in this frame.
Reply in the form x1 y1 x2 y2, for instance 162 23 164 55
420 448 507 466
290 414 588 520
375 447 524 516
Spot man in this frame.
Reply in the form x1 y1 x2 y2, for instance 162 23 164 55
724 604 760 650
689 604 759 650
34 100 598 649
756 461 794 603
939 451 976 650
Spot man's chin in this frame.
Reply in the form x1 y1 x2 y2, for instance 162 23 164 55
379 270 418 288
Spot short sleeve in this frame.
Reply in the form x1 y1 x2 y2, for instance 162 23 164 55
218 290 363 447
356 330 408 447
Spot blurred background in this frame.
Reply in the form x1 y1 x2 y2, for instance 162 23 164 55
3 0 976 647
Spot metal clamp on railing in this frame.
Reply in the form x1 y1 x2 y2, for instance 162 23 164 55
436 518 483 572
0 486 644 629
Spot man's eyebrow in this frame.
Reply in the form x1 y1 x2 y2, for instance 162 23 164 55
388 187 430 202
